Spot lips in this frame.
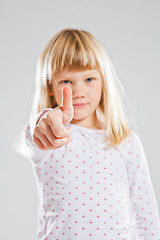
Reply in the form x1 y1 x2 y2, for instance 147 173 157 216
73 103 87 107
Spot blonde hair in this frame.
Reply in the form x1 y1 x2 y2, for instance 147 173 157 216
30 28 132 149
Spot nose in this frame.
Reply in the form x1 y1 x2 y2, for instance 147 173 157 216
72 82 85 100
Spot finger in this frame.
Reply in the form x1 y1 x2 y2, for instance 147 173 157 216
61 86 73 110
49 135 72 148
46 108 71 138
61 86 74 125
34 131 55 149
33 132 71 150
33 135 47 150
39 122 71 145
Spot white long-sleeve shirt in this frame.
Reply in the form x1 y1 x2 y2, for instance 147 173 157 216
23 117 160 240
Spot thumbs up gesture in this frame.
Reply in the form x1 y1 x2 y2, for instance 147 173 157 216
33 86 74 150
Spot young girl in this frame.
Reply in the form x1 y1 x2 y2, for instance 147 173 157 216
19 28 160 240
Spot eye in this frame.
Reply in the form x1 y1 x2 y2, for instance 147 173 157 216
86 78 94 82
60 80 71 84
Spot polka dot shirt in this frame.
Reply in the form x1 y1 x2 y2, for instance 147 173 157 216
24 122 160 240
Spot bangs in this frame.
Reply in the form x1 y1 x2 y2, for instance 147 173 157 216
47 30 101 77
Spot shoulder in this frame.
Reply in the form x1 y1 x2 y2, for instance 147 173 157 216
116 130 143 159
127 131 143 152
127 131 141 146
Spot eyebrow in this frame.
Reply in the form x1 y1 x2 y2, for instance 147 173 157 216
55 71 98 79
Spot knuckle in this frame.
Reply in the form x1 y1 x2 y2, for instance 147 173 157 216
54 127 69 139
34 125 39 134
50 138 59 147
34 124 43 134
50 139 61 148
53 129 64 138
46 113 52 122
46 110 56 123
55 130 65 138
39 118 47 127
36 121 49 134
53 137 71 147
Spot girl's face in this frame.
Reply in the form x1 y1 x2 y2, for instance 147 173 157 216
51 69 103 129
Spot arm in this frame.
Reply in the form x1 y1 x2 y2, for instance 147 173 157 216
21 86 74 161
127 133 160 239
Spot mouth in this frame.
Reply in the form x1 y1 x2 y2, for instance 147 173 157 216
73 103 87 107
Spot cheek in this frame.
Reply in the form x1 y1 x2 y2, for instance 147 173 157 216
54 89 62 105
92 84 102 102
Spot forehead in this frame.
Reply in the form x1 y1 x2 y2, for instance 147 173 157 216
54 69 101 79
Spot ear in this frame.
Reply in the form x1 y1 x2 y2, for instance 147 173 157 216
47 80 54 96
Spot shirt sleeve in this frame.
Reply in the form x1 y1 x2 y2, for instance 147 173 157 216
127 132 160 239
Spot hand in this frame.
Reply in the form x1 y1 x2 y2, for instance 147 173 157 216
33 86 74 150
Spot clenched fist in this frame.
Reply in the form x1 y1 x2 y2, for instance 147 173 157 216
33 86 74 150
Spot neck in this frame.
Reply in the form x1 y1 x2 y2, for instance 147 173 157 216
70 114 102 130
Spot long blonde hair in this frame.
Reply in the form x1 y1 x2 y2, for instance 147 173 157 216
30 28 133 149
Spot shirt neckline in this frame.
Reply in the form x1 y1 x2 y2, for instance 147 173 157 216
68 123 104 132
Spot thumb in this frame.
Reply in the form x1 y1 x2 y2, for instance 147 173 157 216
61 86 74 125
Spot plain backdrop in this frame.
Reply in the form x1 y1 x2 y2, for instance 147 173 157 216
0 0 160 239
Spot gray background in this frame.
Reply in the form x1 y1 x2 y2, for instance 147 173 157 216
0 0 160 239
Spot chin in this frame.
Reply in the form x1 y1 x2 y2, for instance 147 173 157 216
70 117 86 124
72 115 87 121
